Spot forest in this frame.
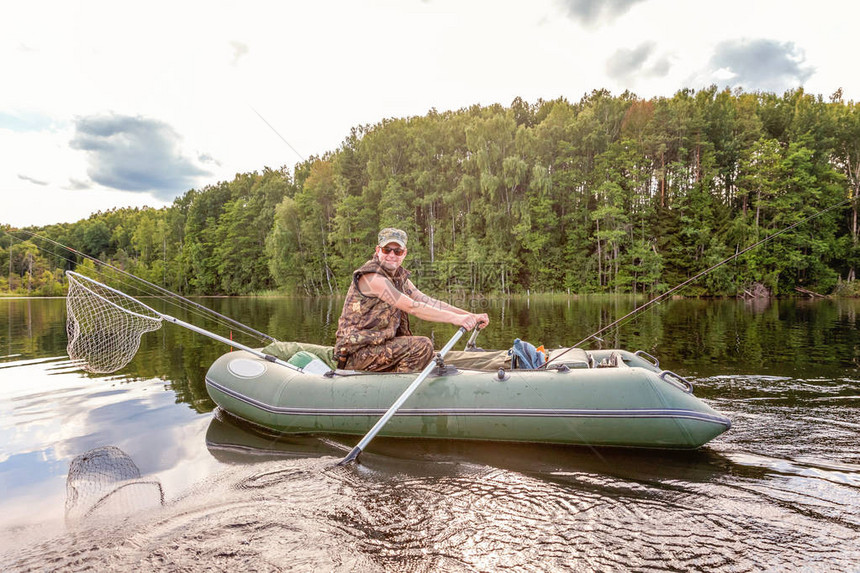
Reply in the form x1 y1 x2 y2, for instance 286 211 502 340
2 86 860 298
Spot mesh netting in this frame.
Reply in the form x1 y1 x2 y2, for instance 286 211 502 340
65 446 164 523
66 271 163 373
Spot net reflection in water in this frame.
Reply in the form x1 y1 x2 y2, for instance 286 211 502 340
65 446 164 524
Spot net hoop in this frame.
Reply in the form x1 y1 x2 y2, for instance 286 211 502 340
66 271 163 373
71 279 161 322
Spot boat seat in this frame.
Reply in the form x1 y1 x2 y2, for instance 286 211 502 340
545 347 591 369
261 340 337 369
445 349 511 370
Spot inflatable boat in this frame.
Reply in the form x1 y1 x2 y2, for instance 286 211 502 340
204 344 730 450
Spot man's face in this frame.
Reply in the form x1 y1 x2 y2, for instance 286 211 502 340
376 243 407 271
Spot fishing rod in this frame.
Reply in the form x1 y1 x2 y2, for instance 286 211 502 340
5 228 275 343
543 197 852 368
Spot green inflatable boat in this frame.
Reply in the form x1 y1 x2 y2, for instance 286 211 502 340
205 345 730 450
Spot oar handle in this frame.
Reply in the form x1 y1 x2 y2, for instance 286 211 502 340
338 327 467 466
465 326 482 349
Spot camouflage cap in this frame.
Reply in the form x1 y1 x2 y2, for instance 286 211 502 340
378 228 407 248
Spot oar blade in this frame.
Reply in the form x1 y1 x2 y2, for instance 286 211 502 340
337 446 362 466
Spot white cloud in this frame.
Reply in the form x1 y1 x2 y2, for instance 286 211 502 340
0 0 858 226
706 39 814 93
0 125 172 227
17 174 49 186
557 0 647 27
606 42 672 84
229 41 249 66
70 114 211 199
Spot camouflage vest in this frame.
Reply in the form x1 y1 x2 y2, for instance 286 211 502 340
334 258 414 360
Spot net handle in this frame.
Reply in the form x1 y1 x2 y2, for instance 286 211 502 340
67 271 162 323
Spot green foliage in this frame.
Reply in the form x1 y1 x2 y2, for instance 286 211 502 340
1 239 66 295
4 87 860 297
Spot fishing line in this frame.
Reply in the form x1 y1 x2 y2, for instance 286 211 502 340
250 106 306 163
8 229 264 342
543 197 852 367
3 228 274 343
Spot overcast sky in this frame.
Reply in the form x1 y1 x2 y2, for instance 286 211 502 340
2 0 857 227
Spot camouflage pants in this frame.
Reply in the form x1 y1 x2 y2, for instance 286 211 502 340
343 336 434 373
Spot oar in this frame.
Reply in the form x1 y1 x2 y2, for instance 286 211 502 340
338 326 467 465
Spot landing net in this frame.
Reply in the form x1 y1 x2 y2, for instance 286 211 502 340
66 271 163 373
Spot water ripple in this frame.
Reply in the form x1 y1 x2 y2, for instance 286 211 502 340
4 444 860 572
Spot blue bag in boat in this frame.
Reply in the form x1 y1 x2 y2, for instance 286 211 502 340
510 338 546 369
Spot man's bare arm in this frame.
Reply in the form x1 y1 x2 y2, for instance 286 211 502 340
358 274 486 330
406 280 489 328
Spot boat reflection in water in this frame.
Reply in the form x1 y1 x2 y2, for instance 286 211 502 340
204 408 742 486
205 409 344 464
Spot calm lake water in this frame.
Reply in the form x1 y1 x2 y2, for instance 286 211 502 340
2 295 860 571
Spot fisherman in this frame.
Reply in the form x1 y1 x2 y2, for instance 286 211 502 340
334 228 489 372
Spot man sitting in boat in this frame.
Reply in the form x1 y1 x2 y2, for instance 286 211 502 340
334 228 489 372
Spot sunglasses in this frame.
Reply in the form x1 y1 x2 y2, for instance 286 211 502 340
380 246 405 256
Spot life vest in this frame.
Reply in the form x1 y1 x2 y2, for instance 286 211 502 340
334 258 414 360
